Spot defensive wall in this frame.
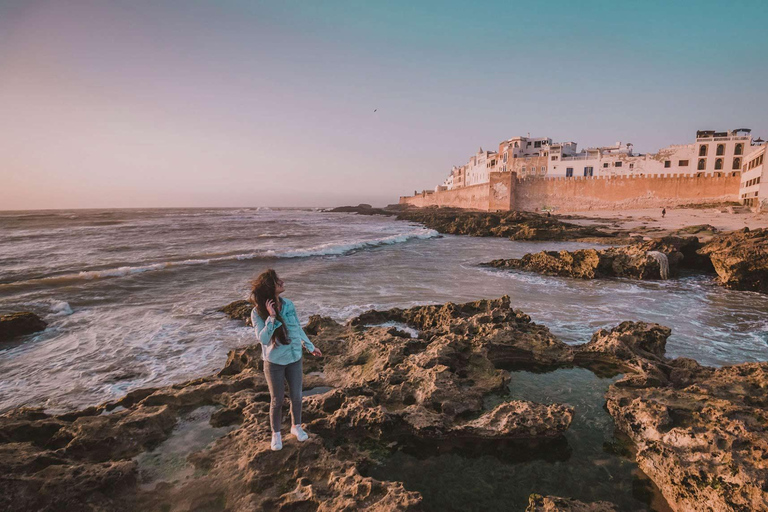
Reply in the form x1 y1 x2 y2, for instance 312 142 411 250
399 172 741 212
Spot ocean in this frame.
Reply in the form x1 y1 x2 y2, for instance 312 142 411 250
1 207 767 414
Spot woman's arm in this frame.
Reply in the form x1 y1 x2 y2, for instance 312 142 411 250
251 309 282 345
289 305 316 353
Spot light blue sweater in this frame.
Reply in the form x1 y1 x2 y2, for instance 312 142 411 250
251 297 316 365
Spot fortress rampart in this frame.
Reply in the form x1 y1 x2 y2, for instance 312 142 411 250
399 172 741 211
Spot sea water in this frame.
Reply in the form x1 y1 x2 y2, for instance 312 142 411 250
1 208 767 413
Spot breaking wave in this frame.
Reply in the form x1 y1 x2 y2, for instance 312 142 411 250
0 229 439 289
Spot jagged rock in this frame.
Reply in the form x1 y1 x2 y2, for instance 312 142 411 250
526 494 619 511
395 208 616 241
4 298 765 511
0 297 578 511
0 312 47 342
581 322 768 512
218 300 252 324
450 400 573 439
699 227 768 292
486 236 712 280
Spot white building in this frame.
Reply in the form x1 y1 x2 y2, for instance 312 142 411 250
497 136 552 172
549 141 636 177
694 129 753 175
464 148 498 186
740 143 767 210
548 129 759 178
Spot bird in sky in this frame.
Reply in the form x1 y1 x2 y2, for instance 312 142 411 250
374 109 377 112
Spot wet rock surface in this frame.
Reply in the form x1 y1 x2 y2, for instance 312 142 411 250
526 495 619 511
0 297 575 511
1 297 764 511
699 227 768 292
0 312 47 343
394 207 619 242
586 323 768 512
485 236 713 280
325 204 399 216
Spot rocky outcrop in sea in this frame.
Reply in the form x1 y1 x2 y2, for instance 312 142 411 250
394 208 618 242
0 312 47 343
1 297 765 511
699 227 768 292
484 236 712 280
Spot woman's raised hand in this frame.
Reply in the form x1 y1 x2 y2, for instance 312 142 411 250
266 299 277 318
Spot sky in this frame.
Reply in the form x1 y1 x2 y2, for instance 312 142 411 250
1 0 767 209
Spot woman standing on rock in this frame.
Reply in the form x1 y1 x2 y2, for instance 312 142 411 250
249 269 322 451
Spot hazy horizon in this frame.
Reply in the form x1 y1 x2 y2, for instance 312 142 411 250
2 0 767 210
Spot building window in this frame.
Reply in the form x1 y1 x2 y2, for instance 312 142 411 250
541 166 546 174
698 159 706 170
716 144 725 156
614 161 622 167
679 160 689 166
699 145 708 157
733 158 741 170
735 143 743 156
534 141 542 148
715 158 723 170
566 167 573 177
584 166 593 177
527 142 532 147
521 167 526 174
551 156 558 161
603 163 609 168
630 163 634 169
664 161 671 168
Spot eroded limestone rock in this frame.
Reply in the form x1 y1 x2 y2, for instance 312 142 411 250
699 227 768 293
0 297 577 511
581 323 768 512
486 236 712 280
395 208 616 242
526 494 619 511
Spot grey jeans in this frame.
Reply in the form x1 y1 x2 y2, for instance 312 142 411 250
263 358 303 433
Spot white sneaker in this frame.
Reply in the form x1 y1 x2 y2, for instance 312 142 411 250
291 424 309 442
271 432 282 451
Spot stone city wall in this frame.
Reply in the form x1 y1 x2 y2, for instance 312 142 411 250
399 172 740 212
399 182 491 210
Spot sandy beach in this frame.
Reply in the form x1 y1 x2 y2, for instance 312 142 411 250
560 206 768 240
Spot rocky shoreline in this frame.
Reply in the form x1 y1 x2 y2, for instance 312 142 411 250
2 297 766 511
483 228 768 293
327 205 626 243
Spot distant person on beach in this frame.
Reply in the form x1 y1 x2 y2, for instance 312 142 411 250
249 269 322 451
662 208 666 218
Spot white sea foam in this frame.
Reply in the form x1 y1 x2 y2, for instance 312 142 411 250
48 300 73 317
278 229 438 258
0 228 439 288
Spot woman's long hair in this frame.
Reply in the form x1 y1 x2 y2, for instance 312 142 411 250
249 269 289 345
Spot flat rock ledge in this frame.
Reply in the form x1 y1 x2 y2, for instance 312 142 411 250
394 207 620 242
0 312 47 343
484 236 712 280
526 494 618 511
1 297 765 511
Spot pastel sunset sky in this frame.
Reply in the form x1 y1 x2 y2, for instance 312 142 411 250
2 0 767 209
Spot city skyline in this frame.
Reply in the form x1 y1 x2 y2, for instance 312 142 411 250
2 0 767 210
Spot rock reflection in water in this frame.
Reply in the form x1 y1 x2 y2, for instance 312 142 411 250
134 406 236 490
367 368 669 512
